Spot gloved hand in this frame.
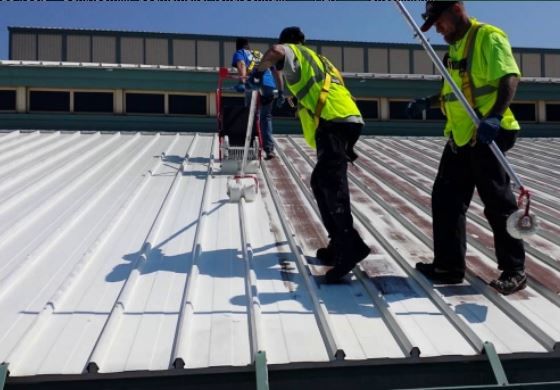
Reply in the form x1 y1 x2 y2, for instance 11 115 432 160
406 97 431 118
246 70 264 90
233 82 246 93
276 90 286 108
477 114 502 144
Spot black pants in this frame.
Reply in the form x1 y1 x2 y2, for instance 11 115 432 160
311 120 364 255
432 130 525 274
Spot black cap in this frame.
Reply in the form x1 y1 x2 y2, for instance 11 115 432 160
420 1 459 32
278 27 305 44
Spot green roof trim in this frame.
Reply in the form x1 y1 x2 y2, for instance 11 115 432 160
1 64 559 101
0 363 8 389
0 113 558 137
4 354 560 390
0 65 216 93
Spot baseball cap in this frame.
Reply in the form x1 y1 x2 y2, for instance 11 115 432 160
420 1 459 32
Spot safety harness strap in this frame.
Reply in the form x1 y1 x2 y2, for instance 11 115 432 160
441 23 491 144
247 50 262 72
461 23 482 108
295 46 344 127
313 54 342 127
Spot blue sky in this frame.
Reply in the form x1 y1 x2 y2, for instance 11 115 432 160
0 1 558 60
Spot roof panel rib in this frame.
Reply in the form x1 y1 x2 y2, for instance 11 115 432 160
0 131 559 380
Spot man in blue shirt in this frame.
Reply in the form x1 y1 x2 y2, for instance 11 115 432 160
232 37 278 160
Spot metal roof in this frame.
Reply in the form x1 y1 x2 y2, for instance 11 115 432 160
0 130 559 386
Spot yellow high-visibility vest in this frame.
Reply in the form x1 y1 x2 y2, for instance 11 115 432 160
441 19 521 147
284 44 361 148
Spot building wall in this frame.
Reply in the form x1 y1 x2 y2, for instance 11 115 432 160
11 33 36 60
92 36 117 63
37 34 62 61
172 39 196 66
67 35 91 62
9 28 560 78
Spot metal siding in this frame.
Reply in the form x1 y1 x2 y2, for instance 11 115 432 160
368 48 388 73
413 49 433 75
344 47 364 73
513 52 522 72
320 46 342 70
172 39 196 66
38 34 62 61
11 33 37 61
522 53 542 77
67 35 91 63
196 40 219 67
92 36 117 63
434 49 447 75
544 54 560 77
121 37 144 65
145 38 168 66
223 41 236 67
389 48 410 74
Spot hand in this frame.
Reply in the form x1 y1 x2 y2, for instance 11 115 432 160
233 82 246 93
406 97 431 118
246 70 264 90
276 90 286 108
477 115 502 144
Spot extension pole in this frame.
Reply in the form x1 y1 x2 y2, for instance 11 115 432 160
240 90 259 176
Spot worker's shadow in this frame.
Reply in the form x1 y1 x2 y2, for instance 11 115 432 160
106 248 190 282
106 199 229 282
150 155 210 177
106 196 376 318
228 250 384 318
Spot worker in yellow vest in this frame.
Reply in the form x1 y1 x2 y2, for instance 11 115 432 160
408 1 526 295
247 27 370 283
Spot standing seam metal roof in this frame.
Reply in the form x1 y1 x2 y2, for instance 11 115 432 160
0 130 559 382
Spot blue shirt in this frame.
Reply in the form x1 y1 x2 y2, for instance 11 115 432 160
231 49 276 89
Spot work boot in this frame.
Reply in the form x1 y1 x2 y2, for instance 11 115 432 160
490 270 527 295
325 236 370 283
415 262 464 284
316 240 336 265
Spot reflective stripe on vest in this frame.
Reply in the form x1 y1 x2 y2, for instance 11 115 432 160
441 85 498 102
293 47 324 100
284 44 358 148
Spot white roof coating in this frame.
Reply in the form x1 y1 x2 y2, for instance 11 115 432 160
0 130 559 379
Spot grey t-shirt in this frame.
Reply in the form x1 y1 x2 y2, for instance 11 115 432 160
281 44 363 125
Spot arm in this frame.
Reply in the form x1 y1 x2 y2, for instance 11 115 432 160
476 75 519 144
425 94 442 109
487 73 519 117
236 60 247 82
256 44 286 73
273 67 284 92
406 93 441 118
